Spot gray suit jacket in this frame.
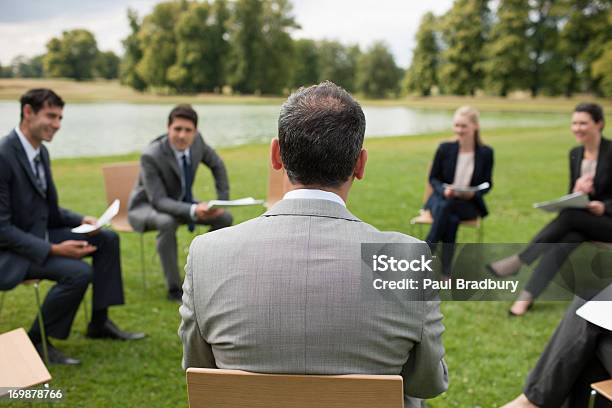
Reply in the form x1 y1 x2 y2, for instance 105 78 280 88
128 133 229 231
179 198 448 406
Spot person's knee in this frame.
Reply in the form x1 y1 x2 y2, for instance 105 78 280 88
219 212 233 228
156 214 179 232
98 229 120 246
67 262 92 288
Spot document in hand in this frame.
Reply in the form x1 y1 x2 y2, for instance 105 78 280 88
208 197 264 209
71 199 120 233
576 284 612 331
442 182 490 193
533 192 589 212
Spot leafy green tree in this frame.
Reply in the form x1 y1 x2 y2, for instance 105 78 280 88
592 41 612 97
0 61 13 78
525 0 563 96
229 0 266 93
96 51 120 79
259 0 299 94
10 55 44 78
317 40 360 92
357 41 402 98
482 0 530 96
136 1 185 89
291 39 319 88
168 0 231 92
438 0 490 95
557 0 611 96
43 29 99 80
404 12 439 96
120 8 147 91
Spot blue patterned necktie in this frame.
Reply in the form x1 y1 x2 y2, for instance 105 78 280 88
182 154 195 232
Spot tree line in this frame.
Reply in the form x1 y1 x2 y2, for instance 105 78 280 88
1 0 610 98
0 29 120 81
406 0 611 97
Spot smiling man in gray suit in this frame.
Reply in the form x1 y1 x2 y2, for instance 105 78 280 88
179 82 448 407
128 105 233 302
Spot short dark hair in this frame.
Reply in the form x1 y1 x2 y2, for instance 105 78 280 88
168 104 198 128
20 88 65 121
575 103 605 129
278 81 366 187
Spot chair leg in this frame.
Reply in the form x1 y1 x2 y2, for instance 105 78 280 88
33 282 49 366
139 233 146 291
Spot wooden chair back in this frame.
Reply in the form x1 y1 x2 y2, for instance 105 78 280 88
101 162 140 232
186 368 403 408
0 328 51 396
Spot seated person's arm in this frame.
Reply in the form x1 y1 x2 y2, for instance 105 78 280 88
58 207 84 228
141 154 192 219
0 160 51 265
179 240 216 370
201 143 230 201
400 289 448 399
474 147 494 198
428 146 445 197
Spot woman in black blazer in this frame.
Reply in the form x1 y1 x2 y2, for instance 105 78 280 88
489 103 612 316
425 106 494 276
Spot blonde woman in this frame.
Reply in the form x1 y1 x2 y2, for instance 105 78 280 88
425 106 494 276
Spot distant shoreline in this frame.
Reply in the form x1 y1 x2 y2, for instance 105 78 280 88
1 78 610 114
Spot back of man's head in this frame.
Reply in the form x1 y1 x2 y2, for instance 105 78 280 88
278 81 366 188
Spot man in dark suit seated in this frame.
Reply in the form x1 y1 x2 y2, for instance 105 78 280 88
0 89 145 365
128 105 232 302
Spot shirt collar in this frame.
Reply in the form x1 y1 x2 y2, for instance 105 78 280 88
283 189 346 207
171 145 191 163
15 126 41 163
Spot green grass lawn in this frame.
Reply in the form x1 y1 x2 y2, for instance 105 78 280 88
0 124 596 407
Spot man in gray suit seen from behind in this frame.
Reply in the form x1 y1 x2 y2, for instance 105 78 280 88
128 105 232 302
179 81 448 407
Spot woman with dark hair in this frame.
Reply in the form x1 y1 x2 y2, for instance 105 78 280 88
425 106 494 276
488 103 612 316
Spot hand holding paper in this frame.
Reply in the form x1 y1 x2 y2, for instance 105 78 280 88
71 199 120 234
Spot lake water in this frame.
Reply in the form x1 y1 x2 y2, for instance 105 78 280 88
0 101 566 158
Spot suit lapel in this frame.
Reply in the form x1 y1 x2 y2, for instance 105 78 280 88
188 134 205 182
9 132 46 198
448 142 459 182
161 136 182 182
594 137 609 192
471 145 482 186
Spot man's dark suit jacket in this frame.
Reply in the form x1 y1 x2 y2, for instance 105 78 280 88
569 136 612 216
0 130 83 290
127 133 229 232
428 141 494 217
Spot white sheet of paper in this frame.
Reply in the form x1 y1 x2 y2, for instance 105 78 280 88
208 197 264 209
71 199 120 234
533 192 589 212
576 285 612 331
442 182 490 193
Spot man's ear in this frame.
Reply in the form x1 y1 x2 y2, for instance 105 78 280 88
22 104 33 121
270 138 283 170
353 149 367 180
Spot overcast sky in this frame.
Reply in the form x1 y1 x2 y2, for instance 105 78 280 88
0 0 454 68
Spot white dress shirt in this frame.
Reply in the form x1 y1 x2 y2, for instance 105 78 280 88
283 188 346 207
170 146 197 220
15 126 45 183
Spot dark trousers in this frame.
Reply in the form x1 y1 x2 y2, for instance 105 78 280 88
524 297 612 407
425 193 480 275
519 209 612 297
144 210 233 292
25 228 124 342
